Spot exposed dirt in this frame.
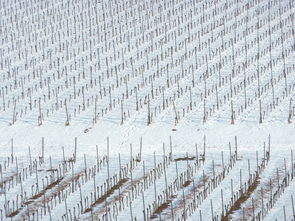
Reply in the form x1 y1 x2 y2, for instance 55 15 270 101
222 176 260 221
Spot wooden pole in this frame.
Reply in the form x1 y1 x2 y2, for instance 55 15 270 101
153 152 157 206
210 199 214 221
29 146 32 175
235 136 238 159
41 137 44 162
163 144 168 199
74 137 77 162
130 144 133 184
252 197 255 219
291 150 294 179
291 195 295 219
11 139 14 163
142 161 146 221
107 137 110 191
222 151 224 171
203 135 206 161
221 189 224 217
196 144 199 168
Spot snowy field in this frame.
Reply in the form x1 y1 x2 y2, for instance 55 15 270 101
0 0 295 220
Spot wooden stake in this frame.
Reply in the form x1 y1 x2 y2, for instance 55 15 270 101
163 144 168 199
210 199 214 221
11 139 14 163
29 146 32 175
196 144 199 168
153 152 157 207
221 189 224 217
130 144 133 184
170 136 173 161
41 137 44 162
252 197 255 219
291 195 295 219
203 135 206 161
222 151 224 171
235 136 238 159
107 137 110 191
291 150 294 179
142 161 146 221
74 137 77 162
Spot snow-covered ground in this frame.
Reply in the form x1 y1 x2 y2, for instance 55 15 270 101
0 0 295 220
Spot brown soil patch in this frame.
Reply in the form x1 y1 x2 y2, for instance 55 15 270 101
84 178 129 213
150 199 172 219
222 176 260 221
174 156 195 161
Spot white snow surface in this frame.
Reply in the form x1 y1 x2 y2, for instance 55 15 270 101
0 0 295 220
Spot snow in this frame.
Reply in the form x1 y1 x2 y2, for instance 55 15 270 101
0 0 295 220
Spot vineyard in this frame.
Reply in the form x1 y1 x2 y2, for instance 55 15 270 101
0 0 295 220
